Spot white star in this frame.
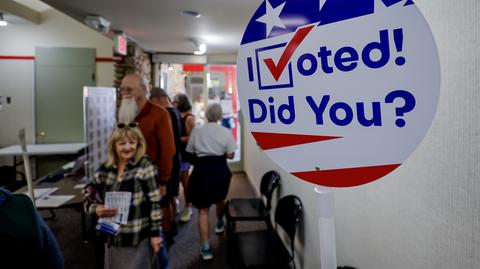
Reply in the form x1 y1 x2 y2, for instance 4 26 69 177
374 0 406 12
319 0 327 12
256 0 287 37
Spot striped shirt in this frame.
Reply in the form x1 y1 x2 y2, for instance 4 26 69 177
89 156 162 247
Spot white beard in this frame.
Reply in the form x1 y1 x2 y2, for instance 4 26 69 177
118 98 139 123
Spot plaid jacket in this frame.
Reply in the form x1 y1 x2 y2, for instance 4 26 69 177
88 156 162 247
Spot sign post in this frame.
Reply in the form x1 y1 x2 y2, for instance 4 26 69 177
18 128 35 206
315 187 337 269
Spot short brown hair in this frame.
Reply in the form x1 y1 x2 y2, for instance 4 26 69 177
150 87 168 98
173 93 192 112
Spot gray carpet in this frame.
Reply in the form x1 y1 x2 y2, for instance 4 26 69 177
44 172 267 269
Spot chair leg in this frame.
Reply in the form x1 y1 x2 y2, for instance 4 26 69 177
229 233 239 269
227 220 234 264
266 214 273 229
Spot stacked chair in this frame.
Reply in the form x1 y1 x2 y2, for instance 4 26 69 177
226 171 303 268
230 195 303 268
226 170 281 233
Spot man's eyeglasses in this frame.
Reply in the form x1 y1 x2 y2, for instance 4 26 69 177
119 87 134 94
116 122 138 129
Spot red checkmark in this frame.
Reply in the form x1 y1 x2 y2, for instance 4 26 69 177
263 24 315 81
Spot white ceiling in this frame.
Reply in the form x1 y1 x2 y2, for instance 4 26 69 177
40 0 263 54
14 0 52 12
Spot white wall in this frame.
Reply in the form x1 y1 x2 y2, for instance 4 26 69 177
0 9 114 147
243 1 480 268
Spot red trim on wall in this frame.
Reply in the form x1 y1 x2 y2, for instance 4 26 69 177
0 55 115 62
183 64 205 72
0 55 35 60
95 57 115 62
209 65 235 73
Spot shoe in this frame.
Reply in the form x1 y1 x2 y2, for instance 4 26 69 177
214 218 225 234
201 246 213 260
180 208 192 222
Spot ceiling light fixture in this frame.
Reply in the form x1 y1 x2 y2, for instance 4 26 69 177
0 13 8 27
180 10 201 18
193 42 207 55
84 15 111 33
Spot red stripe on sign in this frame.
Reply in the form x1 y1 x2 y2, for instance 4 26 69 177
251 132 341 150
0 55 35 60
291 164 401 187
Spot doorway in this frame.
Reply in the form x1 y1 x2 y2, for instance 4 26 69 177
35 47 96 176
157 63 242 171
35 47 96 144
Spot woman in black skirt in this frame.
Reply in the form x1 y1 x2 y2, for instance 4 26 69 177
185 103 236 261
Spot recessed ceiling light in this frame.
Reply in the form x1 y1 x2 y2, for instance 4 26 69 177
180 10 201 18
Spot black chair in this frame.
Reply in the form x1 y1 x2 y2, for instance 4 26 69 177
233 195 303 268
226 170 280 233
0 165 26 191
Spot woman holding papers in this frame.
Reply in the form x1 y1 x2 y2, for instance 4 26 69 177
87 122 163 269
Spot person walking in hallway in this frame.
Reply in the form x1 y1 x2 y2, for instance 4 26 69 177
87 123 163 269
150 87 183 247
185 103 236 260
119 73 176 196
173 93 196 222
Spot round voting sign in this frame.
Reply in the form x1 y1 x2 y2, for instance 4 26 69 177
237 0 440 187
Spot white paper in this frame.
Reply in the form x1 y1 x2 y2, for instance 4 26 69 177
36 195 74 208
62 161 75 170
220 99 233 117
74 184 86 189
24 187 58 199
104 191 131 225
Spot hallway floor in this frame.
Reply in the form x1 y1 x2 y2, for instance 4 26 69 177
44 172 265 269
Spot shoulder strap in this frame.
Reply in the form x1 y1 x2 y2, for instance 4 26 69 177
182 113 194 123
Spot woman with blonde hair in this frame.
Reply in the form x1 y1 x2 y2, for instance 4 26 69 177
87 122 163 269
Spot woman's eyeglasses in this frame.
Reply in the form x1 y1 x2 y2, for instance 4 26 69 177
116 122 138 129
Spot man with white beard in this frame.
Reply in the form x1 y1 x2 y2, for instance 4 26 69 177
119 73 176 196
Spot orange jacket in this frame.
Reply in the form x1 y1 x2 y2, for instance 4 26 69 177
136 102 175 182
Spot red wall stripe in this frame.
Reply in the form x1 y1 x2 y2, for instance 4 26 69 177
95 57 114 62
0 55 114 62
0 55 35 60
